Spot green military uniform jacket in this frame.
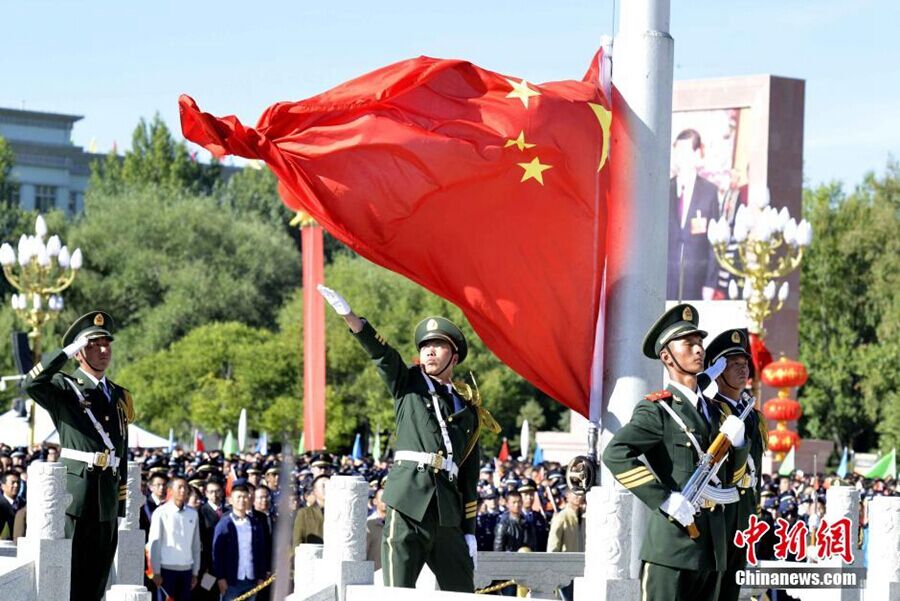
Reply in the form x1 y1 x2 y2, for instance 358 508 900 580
602 384 749 572
353 320 481 535
293 503 324 546
714 394 766 542
24 349 130 521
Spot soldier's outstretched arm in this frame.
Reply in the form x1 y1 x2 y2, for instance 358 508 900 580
317 284 410 400
23 335 88 418
601 399 670 512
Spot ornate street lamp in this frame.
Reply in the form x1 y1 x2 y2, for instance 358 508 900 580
0 214 82 445
0 215 82 360
707 190 812 399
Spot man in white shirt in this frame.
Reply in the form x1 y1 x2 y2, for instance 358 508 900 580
147 476 201 601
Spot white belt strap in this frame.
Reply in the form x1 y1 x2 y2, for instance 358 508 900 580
63 378 119 472
395 450 460 478
657 399 722 486
60 447 121 470
421 368 455 480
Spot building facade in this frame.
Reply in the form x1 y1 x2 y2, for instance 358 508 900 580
0 107 103 215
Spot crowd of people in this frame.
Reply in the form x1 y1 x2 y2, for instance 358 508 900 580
1 439 897 599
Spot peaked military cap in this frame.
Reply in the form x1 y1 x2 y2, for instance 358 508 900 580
62 310 115 347
704 328 751 369
414 316 468 364
517 478 537 493
642 303 707 359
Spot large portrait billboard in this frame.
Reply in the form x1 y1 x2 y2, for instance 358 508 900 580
668 107 751 301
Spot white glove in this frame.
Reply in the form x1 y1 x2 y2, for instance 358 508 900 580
720 415 746 448
464 533 477 568
63 334 90 358
704 357 727 382
660 492 695 527
316 284 352 316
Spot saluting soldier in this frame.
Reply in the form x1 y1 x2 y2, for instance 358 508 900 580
602 304 749 601
24 311 133 601
318 285 492 592
704 329 766 601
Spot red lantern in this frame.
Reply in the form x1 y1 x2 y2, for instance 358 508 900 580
762 397 802 422
767 429 800 454
761 356 808 389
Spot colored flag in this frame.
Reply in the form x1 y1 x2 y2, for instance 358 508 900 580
836 446 849 478
519 420 530 461
532 443 544 466
256 431 269 456
193 429 205 453
180 50 611 418
237 408 248 452
223 430 238 456
498 437 510 462
865 448 897 479
298 431 305 454
372 425 382 463
778 446 796 476
167 428 174 453
352 433 363 461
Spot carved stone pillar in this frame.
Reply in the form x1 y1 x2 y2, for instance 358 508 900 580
110 462 146 587
323 476 369 563
573 485 640 601
818 485 861 601
865 495 900 601
18 462 72 601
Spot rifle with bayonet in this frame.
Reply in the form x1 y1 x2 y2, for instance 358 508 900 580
682 390 755 539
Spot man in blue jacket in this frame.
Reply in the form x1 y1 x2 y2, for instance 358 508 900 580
212 483 270 601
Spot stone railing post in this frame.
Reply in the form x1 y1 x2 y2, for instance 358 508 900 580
865 495 900 600
109 462 146 587
287 476 373 601
573 485 640 601
19 462 72 600
817 485 861 601
105 584 152 600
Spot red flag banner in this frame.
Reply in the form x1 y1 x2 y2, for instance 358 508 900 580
180 52 611 417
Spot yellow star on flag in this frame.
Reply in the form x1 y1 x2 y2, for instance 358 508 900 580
518 157 552 185
504 130 536 151
505 78 541 108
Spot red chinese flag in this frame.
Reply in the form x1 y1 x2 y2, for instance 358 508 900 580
180 52 611 417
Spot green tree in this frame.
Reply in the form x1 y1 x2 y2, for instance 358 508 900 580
90 114 221 195
798 164 900 452
117 322 301 441
64 185 301 364
0 135 15 205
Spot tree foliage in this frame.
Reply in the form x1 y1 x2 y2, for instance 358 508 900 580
61 184 301 364
0 135 15 205
89 115 222 196
798 164 900 452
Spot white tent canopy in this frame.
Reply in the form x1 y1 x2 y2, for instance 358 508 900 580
0 406 170 448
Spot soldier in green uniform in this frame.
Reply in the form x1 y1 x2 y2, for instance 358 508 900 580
602 304 749 601
318 285 487 592
24 310 133 601
704 328 766 601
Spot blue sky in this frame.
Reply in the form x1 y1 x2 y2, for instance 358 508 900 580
3 0 896 188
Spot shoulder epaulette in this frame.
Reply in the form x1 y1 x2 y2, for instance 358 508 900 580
644 390 673 402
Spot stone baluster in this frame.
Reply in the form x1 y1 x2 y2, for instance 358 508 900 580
865 495 900 601
287 476 373 601
818 485 861 601
104 584 152 600
109 462 146 587
19 462 72 600
573 485 641 601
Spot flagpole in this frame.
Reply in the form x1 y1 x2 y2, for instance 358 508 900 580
601 0 674 581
